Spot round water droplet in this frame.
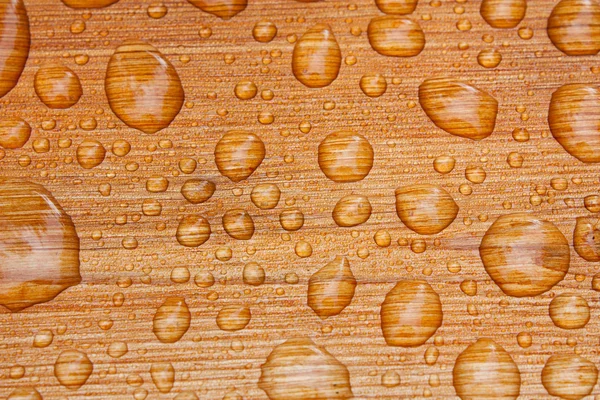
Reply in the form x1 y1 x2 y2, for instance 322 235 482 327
549 294 590 329
7 387 42 400
548 0 600 56
308 256 356 319
253 21 277 42
243 262 265 286
34 64 82 109
367 16 425 57
216 305 251 331
0 118 31 149
453 338 521 400
360 74 387 97
187 0 247 20
181 179 215 204
542 354 598 400
318 131 374 183
0 0 30 99
61 0 119 8
215 131 265 182
106 41 184 134
332 195 372 227
153 297 191 343
222 209 254 240
292 24 342 88
251 183 280 209
380 280 443 347
573 217 600 261
480 0 527 29
258 338 353 400
176 215 211 247
395 184 459 235
374 0 418 15
279 208 304 231
54 350 93 390
480 213 570 297
76 139 106 169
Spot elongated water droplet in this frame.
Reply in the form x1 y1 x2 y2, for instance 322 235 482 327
186 0 247 20
308 256 356 319
0 0 29 99
380 280 443 347
479 213 570 297
549 84 600 163
150 362 175 394
453 338 521 400
106 41 184 134
258 338 354 400
395 184 459 235
61 0 119 8
0 180 81 312
292 24 341 88
419 77 498 140
153 297 191 343
367 16 425 57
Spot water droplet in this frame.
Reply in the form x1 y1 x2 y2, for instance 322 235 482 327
433 155 455 174
419 77 498 140
548 0 600 56
54 350 93 390
549 84 600 163
258 338 353 399
573 217 600 261
0 118 31 149
279 208 304 231
243 262 265 286
174 392 199 400
380 280 443 347
375 0 418 15
360 74 387 97
479 213 570 297
318 131 374 182
0 0 30 99
367 16 425 57
234 80 257 100
251 183 280 209
292 24 342 88
549 293 590 329
176 215 211 247
106 41 184 134
7 387 42 400
153 297 191 343
34 64 82 109
150 362 175 393
542 354 598 400
61 0 119 8
332 195 372 227
107 341 128 358
395 184 459 235
477 48 502 68
147 3 168 18
480 0 527 29
0 180 81 312
216 305 251 331
453 338 521 400
215 131 265 182
181 179 216 204
381 370 401 388
33 329 53 348
307 256 356 319
222 209 254 240
76 139 106 169
187 0 247 20
253 21 277 42
516 332 532 348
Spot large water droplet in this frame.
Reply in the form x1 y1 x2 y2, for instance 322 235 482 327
395 184 459 235
367 16 425 57
105 41 184 134
153 297 191 343
0 117 30 149
542 354 598 400
574 217 600 261
0 0 29 99
332 194 372 227
186 0 247 20
61 0 119 8
0 180 81 312
453 338 521 400
419 77 498 140
307 256 356 319
54 350 93 390
548 0 600 56
480 0 527 29
215 131 265 182
549 84 600 163
258 338 354 399
479 213 570 297
318 131 374 183
34 64 82 109
292 24 341 88
380 280 443 347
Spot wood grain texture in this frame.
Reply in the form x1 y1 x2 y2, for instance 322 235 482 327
1 0 600 399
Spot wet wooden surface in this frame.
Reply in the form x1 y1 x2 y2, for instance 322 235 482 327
2 0 600 399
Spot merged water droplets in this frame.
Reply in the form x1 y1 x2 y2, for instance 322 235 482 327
186 0 247 20
307 256 356 319
34 64 82 109
105 41 184 134
419 77 498 140
258 338 353 400
548 0 600 56
549 84 600 163
542 355 598 400
480 0 527 29
0 180 81 312
318 131 374 183
380 280 443 347
395 184 459 235
479 213 570 297
452 338 521 400
292 24 341 88
367 16 425 57
153 297 191 343
0 0 29 99
215 131 265 182
54 350 93 390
